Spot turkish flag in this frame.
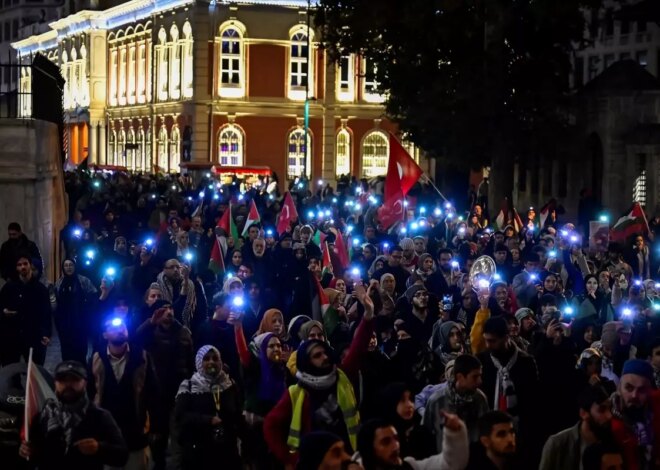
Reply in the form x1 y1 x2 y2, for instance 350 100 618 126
277 192 299 235
384 134 423 200
378 189 405 229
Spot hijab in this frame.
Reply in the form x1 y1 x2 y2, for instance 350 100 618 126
177 345 232 396
257 308 285 337
257 333 287 404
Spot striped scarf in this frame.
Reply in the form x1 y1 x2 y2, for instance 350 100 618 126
491 345 519 416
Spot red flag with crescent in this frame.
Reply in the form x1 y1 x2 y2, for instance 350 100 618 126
277 192 299 235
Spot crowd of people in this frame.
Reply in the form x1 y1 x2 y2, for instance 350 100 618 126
1 168 659 470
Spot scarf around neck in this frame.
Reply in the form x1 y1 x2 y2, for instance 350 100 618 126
41 394 90 451
156 271 196 328
491 345 519 415
296 369 338 391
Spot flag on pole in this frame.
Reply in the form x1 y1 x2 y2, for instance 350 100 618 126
610 202 649 242
209 208 233 275
191 200 204 219
333 229 350 270
384 134 423 200
241 200 261 237
538 199 557 228
22 348 55 442
322 241 332 268
311 275 330 322
277 192 299 235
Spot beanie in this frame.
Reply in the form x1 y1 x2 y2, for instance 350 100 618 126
399 238 415 251
515 308 534 323
622 359 654 383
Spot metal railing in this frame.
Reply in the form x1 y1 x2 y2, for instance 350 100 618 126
0 63 32 119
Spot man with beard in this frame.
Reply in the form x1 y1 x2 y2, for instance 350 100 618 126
0 222 43 281
354 413 469 469
247 237 272 288
135 300 194 470
88 317 158 470
397 285 436 344
372 247 411 298
610 359 660 470
466 411 518 470
511 253 541 308
0 254 51 365
424 354 490 452
425 248 459 299
539 384 613 470
156 258 196 329
19 361 128 470
477 317 539 467
264 339 361 468
297 432 362 470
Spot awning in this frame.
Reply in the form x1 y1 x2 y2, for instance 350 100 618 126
212 165 272 176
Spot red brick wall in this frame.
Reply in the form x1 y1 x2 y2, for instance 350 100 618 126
248 44 286 98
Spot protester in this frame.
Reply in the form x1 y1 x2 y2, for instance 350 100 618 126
465 411 519 470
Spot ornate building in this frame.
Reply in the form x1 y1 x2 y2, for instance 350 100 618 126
12 0 428 182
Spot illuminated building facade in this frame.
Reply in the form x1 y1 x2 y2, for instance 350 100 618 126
13 0 429 182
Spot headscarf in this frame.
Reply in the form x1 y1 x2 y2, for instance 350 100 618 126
176 345 232 396
257 333 287 404
222 276 243 294
57 258 80 296
368 255 388 278
299 320 324 341
377 382 414 430
287 315 312 349
257 308 285 337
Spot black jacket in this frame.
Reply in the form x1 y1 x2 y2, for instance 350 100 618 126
0 234 42 280
30 402 128 470
0 276 52 344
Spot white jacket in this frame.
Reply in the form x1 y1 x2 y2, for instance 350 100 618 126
353 420 469 470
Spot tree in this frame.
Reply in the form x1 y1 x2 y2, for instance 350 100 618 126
315 0 603 207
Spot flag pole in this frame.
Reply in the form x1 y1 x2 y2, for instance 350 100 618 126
421 174 449 203
24 347 33 443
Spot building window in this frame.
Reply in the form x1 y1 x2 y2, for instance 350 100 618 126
136 128 144 171
633 154 647 206
137 43 146 103
169 25 181 100
157 126 168 171
145 128 152 171
157 28 168 101
117 129 126 166
182 22 193 98
128 45 136 104
108 129 117 165
109 48 118 106
363 58 384 103
62 50 70 108
170 126 180 172
337 55 354 101
127 128 136 170
336 128 351 176
637 50 648 68
588 55 600 81
118 47 127 105
287 128 311 179
604 53 615 69
361 130 388 177
79 44 89 107
288 28 313 100
219 26 244 97
218 124 244 166
19 66 32 117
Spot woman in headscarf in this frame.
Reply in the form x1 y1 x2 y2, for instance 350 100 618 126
224 249 243 277
233 314 288 469
222 275 243 296
429 320 468 368
379 273 397 317
54 258 97 364
375 382 435 460
286 314 312 350
575 274 615 323
174 345 242 470
407 253 435 288
528 271 567 313
368 255 388 279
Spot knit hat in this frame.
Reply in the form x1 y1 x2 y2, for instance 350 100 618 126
622 359 654 383
297 431 343 470
399 238 415 251
296 339 335 376
195 345 220 373
404 284 428 303
515 308 534 323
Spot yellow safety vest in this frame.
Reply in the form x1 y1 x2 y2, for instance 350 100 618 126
287 368 359 452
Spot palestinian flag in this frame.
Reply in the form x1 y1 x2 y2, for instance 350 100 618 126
322 241 332 268
208 209 230 274
538 199 557 228
494 198 524 233
22 349 55 441
334 229 350 270
241 200 261 237
610 202 649 242
311 275 330 322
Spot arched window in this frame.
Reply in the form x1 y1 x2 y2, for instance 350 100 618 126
79 43 89 107
136 128 144 171
118 46 127 105
169 24 181 100
218 124 244 166
145 127 152 171
157 126 168 171
61 49 70 108
170 126 181 172
182 21 193 98
361 130 388 177
109 47 118 106
127 128 136 170
137 43 146 102
108 129 116 165
219 26 244 97
336 128 351 177
288 27 313 100
117 128 126 166
157 28 168 101
128 45 136 104
287 128 311 179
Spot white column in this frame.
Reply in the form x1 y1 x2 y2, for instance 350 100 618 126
99 123 107 165
89 122 97 165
